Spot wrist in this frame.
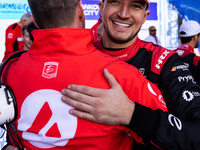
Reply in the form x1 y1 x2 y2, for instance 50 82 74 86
122 101 135 125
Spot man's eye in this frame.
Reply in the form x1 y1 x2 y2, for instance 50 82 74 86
132 4 142 9
110 0 119 4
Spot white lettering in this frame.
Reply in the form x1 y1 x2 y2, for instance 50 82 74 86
84 10 99 16
155 50 170 69
178 75 196 83
82 4 99 10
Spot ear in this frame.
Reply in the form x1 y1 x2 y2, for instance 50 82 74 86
77 1 85 22
31 16 39 28
99 1 104 21
194 34 198 41
142 10 150 24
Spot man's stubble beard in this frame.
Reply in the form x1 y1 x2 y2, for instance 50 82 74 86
104 25 140 44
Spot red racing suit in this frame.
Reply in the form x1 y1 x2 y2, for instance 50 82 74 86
95 38 200 150
2 28 167 150
3 23 24 62
174 44 200 85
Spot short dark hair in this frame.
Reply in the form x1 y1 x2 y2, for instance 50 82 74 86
180 31 193 43
27 22 39 42
21 24 28 36
28 0 79 29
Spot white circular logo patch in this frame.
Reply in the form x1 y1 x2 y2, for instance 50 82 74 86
18 89 77 148
182 90 194 102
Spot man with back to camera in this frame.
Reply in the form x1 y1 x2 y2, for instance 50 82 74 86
3 13 32 62
2 0 168 149
174 20 200 84
144 25 161 45
61 0 200 149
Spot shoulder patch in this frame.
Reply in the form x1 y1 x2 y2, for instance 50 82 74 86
11 23 18 29
151 47 175 74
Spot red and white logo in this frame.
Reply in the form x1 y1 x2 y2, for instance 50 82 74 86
42 62 58 79
18 89 77 148
155 50 170 69
147 83 167 108
7 33 13 39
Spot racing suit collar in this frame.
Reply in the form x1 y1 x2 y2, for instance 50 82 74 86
177 44 194 53
29 28 96 57
95 38 141 61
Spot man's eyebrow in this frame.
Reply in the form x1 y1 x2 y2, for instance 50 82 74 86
132 0 146 5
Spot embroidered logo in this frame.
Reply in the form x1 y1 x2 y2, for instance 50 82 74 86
7 33 13 39
42 62 58 79
147 83 167 108
139 68 145 75
168 114 182 130
182 90 194 102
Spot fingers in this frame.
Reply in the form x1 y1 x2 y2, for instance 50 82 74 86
4 145 18 150
103 68 121 89
63 84 104 97
68 109 96 122
61 93 94 113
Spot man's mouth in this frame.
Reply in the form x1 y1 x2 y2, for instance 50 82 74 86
113 21 131 28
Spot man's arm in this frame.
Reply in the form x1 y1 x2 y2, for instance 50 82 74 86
61 68 200 149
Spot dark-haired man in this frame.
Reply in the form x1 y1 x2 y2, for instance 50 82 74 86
174 20 200 84
61 0 200 149
2 0 167 149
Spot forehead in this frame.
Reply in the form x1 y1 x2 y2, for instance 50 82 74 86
105 0 146 4
150 26 156 29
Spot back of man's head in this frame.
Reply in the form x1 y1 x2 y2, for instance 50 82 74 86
28 0 80 29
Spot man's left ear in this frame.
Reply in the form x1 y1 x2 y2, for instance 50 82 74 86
194 34 199 41
77 1 85 23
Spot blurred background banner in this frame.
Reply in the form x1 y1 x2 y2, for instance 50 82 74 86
0 0 30 19
82 0 100 20
169 0 200 23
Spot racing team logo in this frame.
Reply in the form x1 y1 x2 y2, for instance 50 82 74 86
147 82 167 108
18 89 77 148
171 65 188 72
7 33 13 39
42 62 58 79
182 90 194 102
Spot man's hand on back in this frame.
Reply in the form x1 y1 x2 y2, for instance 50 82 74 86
61 68 135 125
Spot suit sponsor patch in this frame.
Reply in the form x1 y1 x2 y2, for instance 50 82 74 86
42 62 58 79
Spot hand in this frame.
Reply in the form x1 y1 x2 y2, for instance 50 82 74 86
61 68 135 125
3 145 18 150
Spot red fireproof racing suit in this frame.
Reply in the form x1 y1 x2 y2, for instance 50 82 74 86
2 28 167 150
95 38 200 150
174 43 200 85
3 23 24 62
